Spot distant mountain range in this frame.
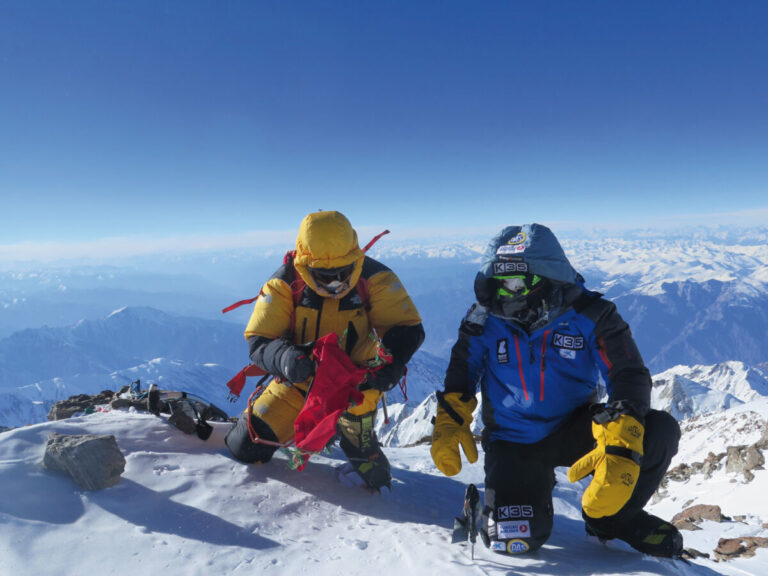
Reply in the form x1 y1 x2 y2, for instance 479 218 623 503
0 307 246 427
0 305 451 429
2 226 767 428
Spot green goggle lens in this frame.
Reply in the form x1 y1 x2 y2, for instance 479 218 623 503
493 274 541 298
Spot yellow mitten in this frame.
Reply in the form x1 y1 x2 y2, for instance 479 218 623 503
567 414 644 518
430 392 478 476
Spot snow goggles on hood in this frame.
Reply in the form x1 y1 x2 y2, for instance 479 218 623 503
309 263 356 295
493 273 542 299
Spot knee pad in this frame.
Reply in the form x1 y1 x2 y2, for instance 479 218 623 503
250 379 306 443
225 411 280 464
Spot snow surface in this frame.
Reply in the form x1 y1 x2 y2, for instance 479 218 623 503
1 409 766 576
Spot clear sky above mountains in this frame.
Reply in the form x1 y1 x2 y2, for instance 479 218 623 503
2 1 767 256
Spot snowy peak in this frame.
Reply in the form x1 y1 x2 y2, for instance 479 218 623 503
105 305 129 319
651 373 742 421
653 361 768 409
367 226 768 298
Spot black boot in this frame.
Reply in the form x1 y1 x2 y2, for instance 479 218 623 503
584 510 683 558
337 410 391 490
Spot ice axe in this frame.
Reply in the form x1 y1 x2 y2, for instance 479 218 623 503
451 483 481 559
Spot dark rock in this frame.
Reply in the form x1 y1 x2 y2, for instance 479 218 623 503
672 504 728 528
714 538 746 560
43 432 126 490
726 444 765 479
47 390 117 421
714 537 768 561
665 451 727 483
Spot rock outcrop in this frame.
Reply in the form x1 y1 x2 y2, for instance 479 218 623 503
714 537 768 561
43 432 126 490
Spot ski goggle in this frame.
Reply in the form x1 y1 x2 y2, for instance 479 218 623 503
309 263 355 294
493 273 541 298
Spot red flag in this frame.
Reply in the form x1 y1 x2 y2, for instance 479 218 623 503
293 333 366 469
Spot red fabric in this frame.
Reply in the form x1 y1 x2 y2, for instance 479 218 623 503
362 229 390 253
221 296 259 314
293 333 366 469
225 364 267 399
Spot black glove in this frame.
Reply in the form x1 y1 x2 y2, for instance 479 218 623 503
259 338 315 383
364 360 406 392
279 343 315 383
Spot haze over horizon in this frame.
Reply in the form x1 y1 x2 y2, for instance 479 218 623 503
2 1 767 254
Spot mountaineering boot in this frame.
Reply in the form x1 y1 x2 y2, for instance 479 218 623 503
584 510 683 558
337 410 391 490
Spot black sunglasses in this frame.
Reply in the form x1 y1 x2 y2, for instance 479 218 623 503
309 264 355 285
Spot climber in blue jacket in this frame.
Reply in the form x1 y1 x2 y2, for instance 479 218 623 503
431 223 683 558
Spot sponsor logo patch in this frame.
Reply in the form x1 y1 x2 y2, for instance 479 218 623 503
497 505 534 519
493 261 529 274
496 245 527 256
498 521 530 539
559 348 576 360
553 332 585 350
496 339 510 364
490 541 506 552
507 539 530 554
507 232 527 246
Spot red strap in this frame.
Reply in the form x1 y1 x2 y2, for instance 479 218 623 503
362 229 390 253
221 296 260 314
225 364 268 399
283 249 297 264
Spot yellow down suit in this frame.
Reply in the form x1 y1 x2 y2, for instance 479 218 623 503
226 211 424 488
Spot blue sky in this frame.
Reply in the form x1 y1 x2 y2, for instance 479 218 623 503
2 1 767 255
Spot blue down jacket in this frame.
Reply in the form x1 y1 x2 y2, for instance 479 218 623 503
444 224 651 444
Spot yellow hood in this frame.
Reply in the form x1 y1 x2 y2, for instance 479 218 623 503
294 211 364 299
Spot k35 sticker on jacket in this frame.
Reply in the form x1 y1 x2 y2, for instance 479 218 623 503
552 332 585 350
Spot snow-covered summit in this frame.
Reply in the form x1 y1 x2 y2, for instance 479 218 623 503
2 407 766 575
655 361 768 403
